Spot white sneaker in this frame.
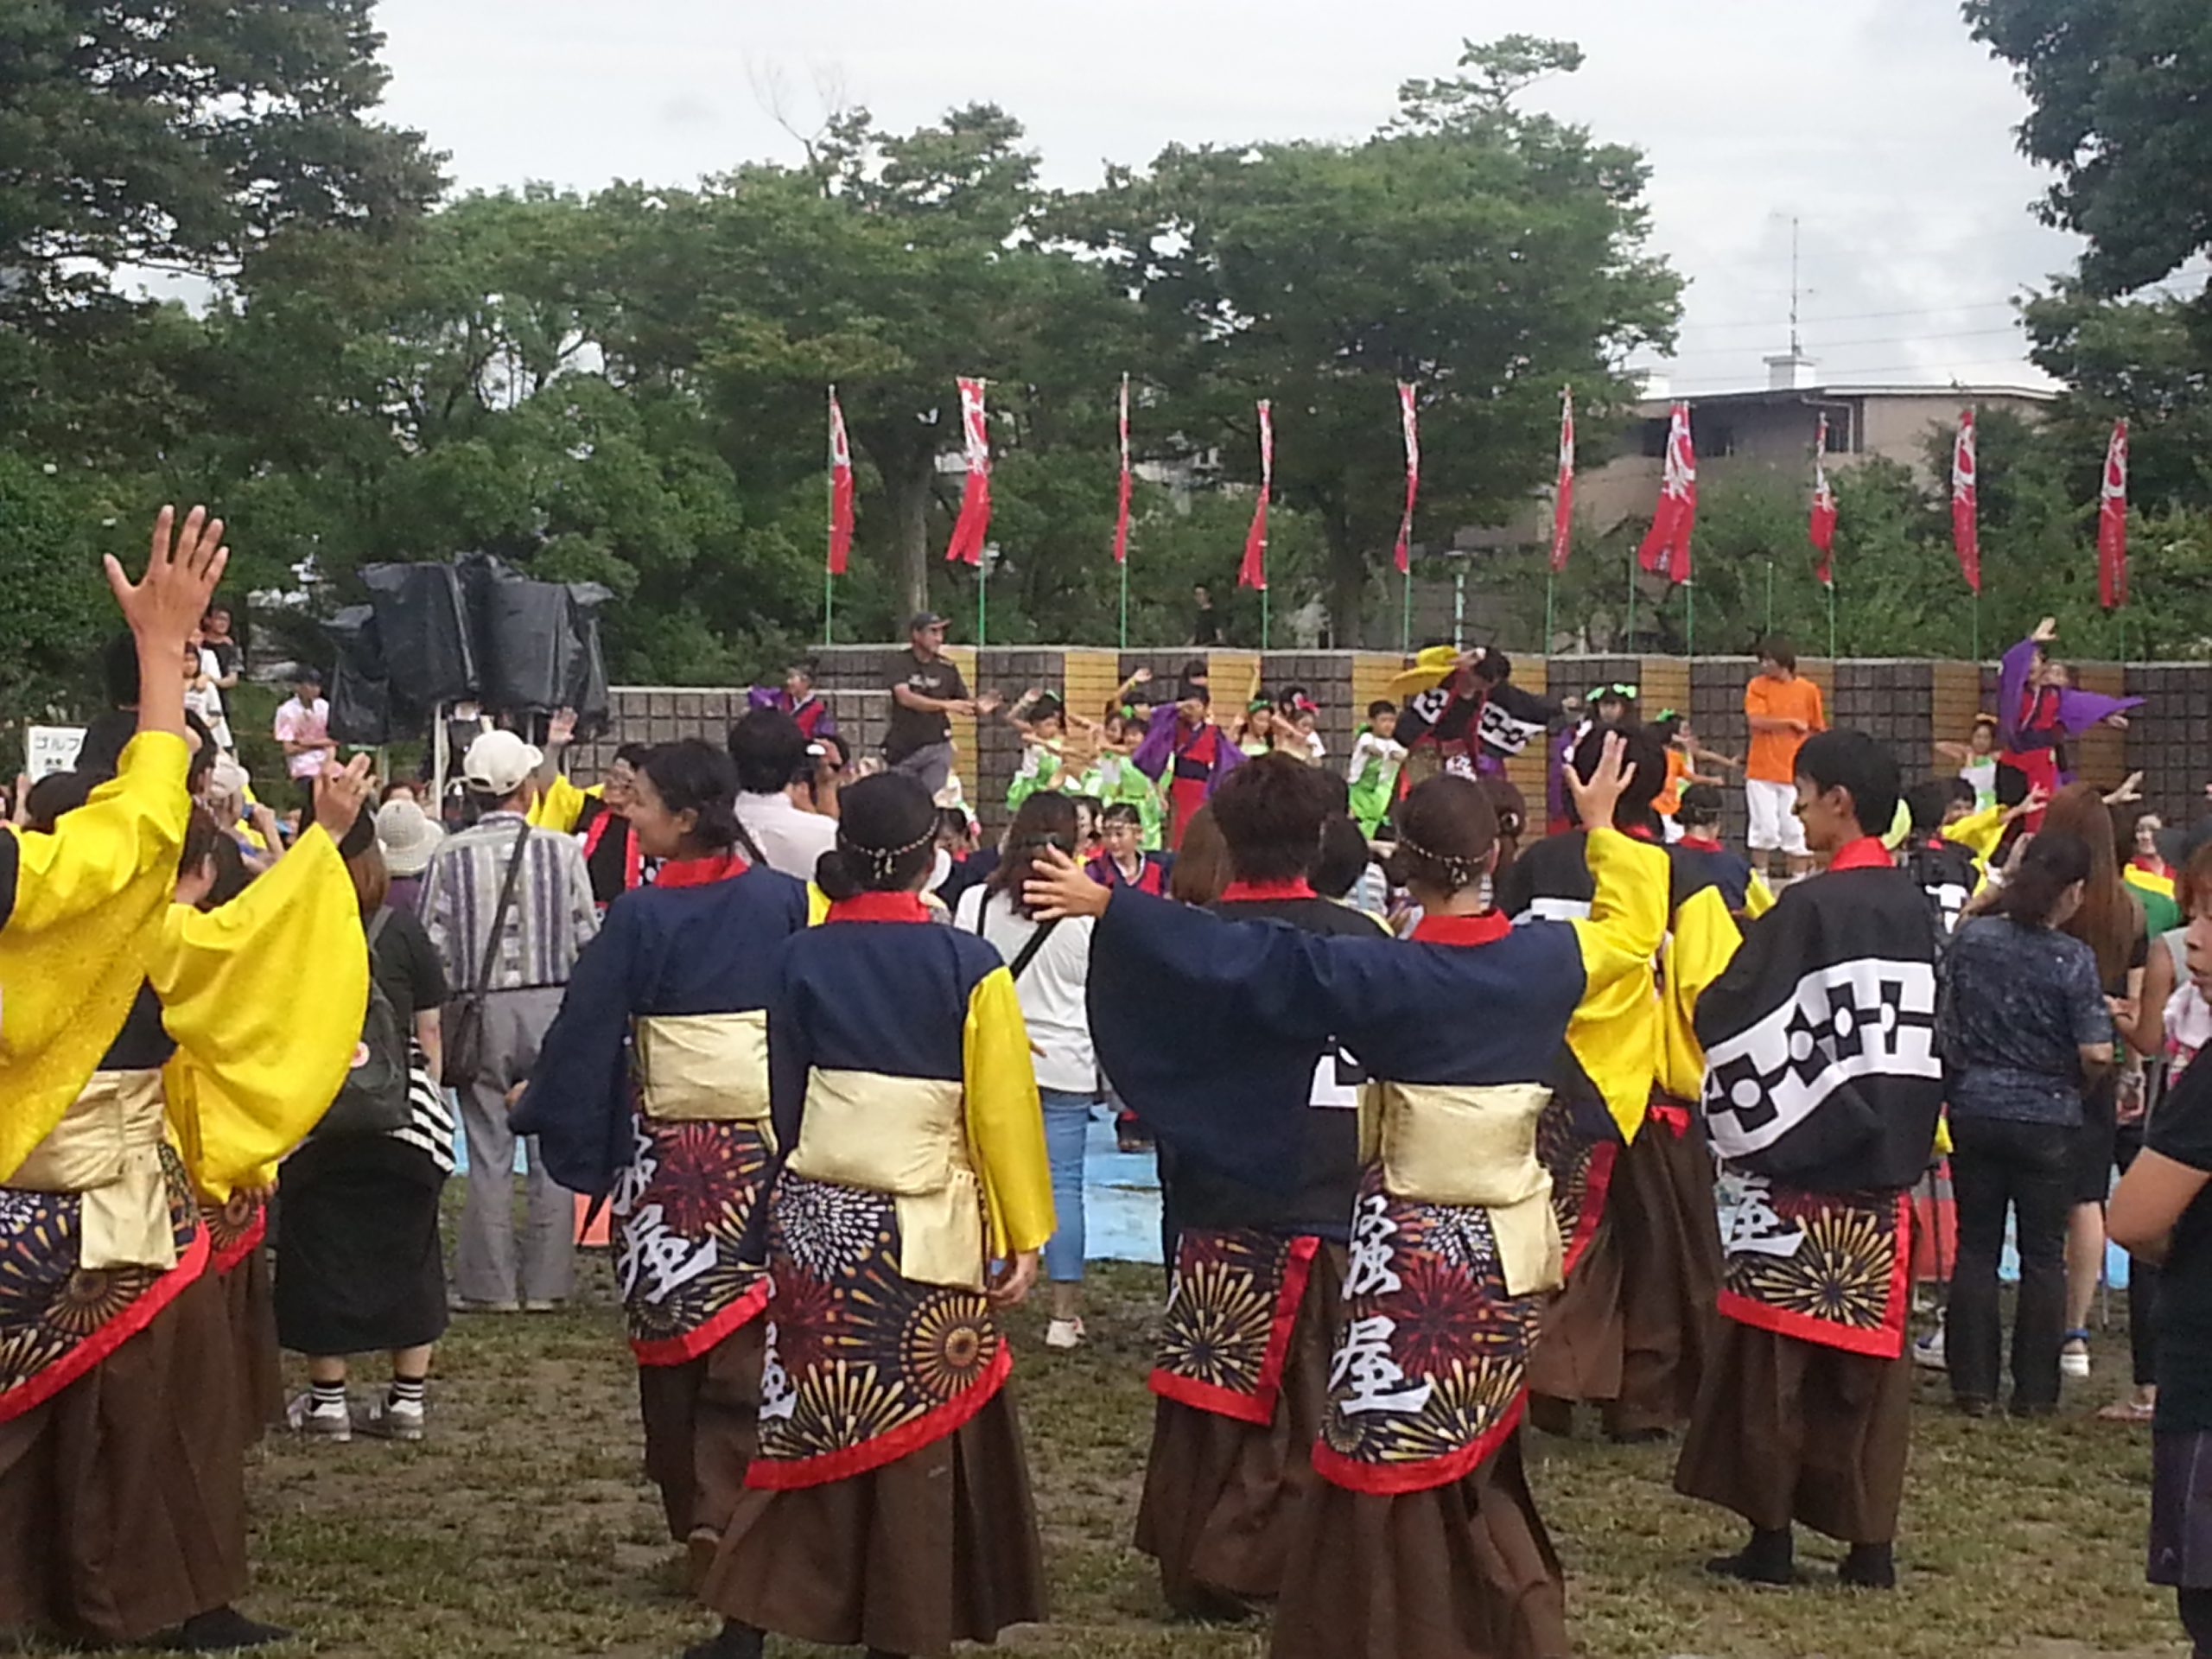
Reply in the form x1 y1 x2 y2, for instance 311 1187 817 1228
355 1394 426 1442
1045 1318 1085 1351
1911 1325 1947 1371
285 1390 353 1442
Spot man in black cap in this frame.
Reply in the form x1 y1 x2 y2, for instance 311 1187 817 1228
884 612 997 796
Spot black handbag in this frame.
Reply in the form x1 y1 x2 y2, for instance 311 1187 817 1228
442 822 532 1088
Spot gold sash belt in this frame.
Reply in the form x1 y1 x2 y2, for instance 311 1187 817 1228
1374 1080 1563 1296
785 1068 982 1290
8 1069 176 1269
634 1012 773 1141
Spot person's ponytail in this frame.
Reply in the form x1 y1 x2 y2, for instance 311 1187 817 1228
815 845 864 901
1988 829 2092 929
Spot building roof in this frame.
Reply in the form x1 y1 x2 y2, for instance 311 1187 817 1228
1636 381 2057 414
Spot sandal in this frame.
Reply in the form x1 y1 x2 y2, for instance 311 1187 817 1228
2060 1330 2092 1379
2096 1398 2157 1423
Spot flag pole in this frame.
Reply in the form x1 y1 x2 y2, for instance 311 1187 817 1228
1401 563 1413 657
1764 560 1775 637
1118 559 1128 652
823 564 834 648
1262 586 1271 652
1827 579 1837 662
1972 592 1980 664
1686 581 1696 661
1625 548 1637 651
1544 565 1556 658
977 557 988 651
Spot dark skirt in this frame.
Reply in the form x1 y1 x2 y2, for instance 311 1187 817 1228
2070 1073 2120 1205
1270 1433 1568 1659
0 1268 248 1645
1673 1315 1913 1544
1529 1121 1721 1435
273 1159 448 1357
1134 1243 1343 1612
637 1319 766 1542
2152 1429 2212 1588
702 1385 1046 1657
220 1246 284 1446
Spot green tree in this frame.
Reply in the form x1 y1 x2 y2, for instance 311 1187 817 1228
1964 0 2212 296
1064 37 1681 642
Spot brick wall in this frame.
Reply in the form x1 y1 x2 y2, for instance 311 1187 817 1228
582 651 2202 849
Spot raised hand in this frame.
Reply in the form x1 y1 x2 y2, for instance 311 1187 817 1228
2032 615 2058 645
108 505 228 649
312 753 374 844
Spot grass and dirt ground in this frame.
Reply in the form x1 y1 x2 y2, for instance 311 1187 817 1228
23 1259 2189 1659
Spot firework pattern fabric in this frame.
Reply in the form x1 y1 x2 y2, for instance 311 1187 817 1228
1149 1225 1321 1424
613 1104 774 1363
1310 1167 1543 1495
747 1173 1009 1489
1713 1168 1910 1358
0 1143 207 1423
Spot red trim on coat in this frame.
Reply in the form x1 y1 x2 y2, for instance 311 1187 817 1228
744 1341 1014 1489
1679 835 1725 854
1410 912 1511 947
1310 1393 1528 1496
1646 1097 1692 1139
1562 1141 1617 1277
0 1222 212 1427
582 808 644 897
630 1275 771 1366
1715 1192 1912 1360
1827 836 1894 873
1146 1233 1321 1426
1219 878 1317 902
211 1207 267 1275
826 891 931 925
654 851 750 889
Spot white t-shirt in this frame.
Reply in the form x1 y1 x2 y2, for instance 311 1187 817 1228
187 647 232 750
734 791 839 883
274 696 334 779
951 886 1097 1095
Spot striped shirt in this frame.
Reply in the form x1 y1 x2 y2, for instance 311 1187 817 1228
420 811 600 994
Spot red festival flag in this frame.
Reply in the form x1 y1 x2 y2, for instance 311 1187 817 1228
1237 399 1273 591
1951 409 1981 594
1113 373 1132 566
2098 416 2129 610
1393 381 1420 575
1549 385 1575 574
943 377 991 566
827 387 855 576
1810 412 1838 586
1637 401 1696 584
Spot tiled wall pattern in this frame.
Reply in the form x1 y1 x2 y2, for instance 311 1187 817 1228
571 651 2187 850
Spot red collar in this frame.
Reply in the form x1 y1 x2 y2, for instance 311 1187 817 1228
655 851 749 889
827 891 931 925
1679 835 1723 854
1828 836 1894 873
1412 911 1511 946
1220 877 1316 902
1623 823 1661 843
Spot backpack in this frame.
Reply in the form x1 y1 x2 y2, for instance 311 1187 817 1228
316 910 414 1139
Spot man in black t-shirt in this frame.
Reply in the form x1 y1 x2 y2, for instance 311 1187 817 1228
883 612 997 796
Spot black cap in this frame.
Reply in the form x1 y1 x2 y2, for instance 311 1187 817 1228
909 612 948 633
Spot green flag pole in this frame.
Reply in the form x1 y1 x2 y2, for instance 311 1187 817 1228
822 564 834 649
1543 565 1556 658
1686 580 1696 661
977 556 988 650
1764 560 1776 637
1262 585 1272 652
1827 578 1837 662
1625 548 1637 652
1971 590 1980 664
1118 558 1128 652
1401 563 1413 658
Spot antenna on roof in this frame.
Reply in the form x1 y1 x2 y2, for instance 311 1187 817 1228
1789 216 1802 358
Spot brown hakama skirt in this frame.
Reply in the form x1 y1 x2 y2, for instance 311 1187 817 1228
0 1268 248 1645
220 1247 284 1448
1134 1243 1343 1613
637 1319 766 1541
1528 1119 1720 1436
1673 1315 1914 1543
702 1384 1047 1657
1270 1432 1568 1659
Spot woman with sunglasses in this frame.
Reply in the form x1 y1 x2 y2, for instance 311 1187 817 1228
953 793 1100 1351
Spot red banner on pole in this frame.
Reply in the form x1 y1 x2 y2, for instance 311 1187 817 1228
1549 385 1575 574
1113 374 1132 566
1951 409 1981 594
1237 399 1272 591
1393 381 1419 575
943 377 990 567
2099 416 2129 610
1810 412 1837 587
1637 401 1696 584
827 387 855 576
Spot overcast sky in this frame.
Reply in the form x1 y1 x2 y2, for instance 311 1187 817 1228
371 0 2112 394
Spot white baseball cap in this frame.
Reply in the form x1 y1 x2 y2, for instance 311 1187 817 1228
461 729 543 798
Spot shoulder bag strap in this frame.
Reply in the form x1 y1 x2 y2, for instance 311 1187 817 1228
365 907 393 956
474 822 534 992
1006 916 1062 982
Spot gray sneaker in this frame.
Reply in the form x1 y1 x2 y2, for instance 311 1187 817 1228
354 1394 426 1442
284 1390 353 1442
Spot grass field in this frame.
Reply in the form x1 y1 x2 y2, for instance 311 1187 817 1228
39 1258 2189 1659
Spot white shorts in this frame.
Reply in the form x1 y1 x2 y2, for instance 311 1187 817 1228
1745 777 1808 855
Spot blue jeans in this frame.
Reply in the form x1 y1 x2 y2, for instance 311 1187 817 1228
1039 1088 1091 1284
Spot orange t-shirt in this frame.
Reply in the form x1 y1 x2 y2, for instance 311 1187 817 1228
1744 675 1825 783
1655 747 1688 816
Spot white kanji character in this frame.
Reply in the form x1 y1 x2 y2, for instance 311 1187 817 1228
1344 1192 1404 1299
1331 1313 1435 1416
